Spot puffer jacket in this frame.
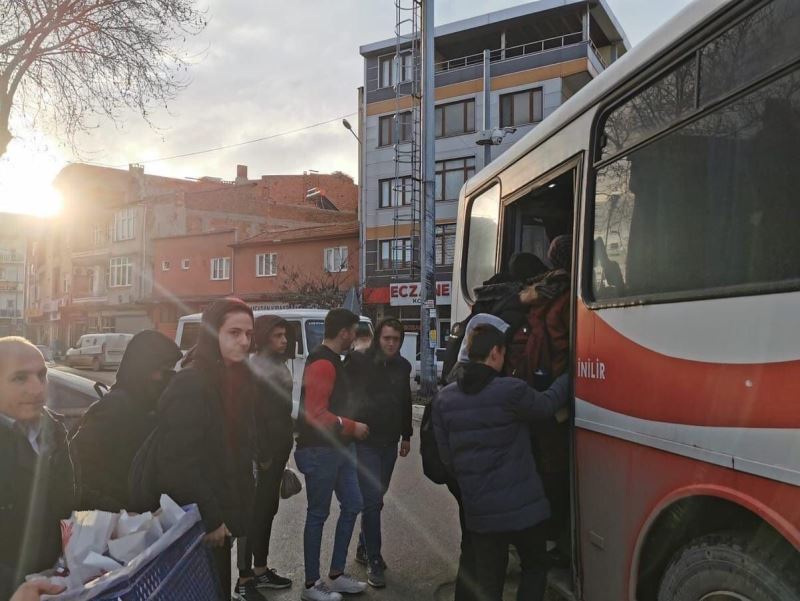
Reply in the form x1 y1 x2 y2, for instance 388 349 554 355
432 363 568 534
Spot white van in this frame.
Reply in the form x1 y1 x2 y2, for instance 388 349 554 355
175 309 373 415
65 333 134 371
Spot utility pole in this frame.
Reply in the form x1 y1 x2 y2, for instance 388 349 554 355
419 0 437 399
482 48 491 168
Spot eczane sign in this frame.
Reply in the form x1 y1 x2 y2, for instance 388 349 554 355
389 281 451 306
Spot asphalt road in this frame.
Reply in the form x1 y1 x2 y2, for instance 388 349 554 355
231 434 564 601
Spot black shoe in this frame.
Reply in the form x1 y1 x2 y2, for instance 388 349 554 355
254 567 292 589
233 579 264 601
367 560 386 588
355 544 368 565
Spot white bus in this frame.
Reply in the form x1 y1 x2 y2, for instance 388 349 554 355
451 0 800 599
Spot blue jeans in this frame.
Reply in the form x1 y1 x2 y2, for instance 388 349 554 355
356 443 398 563
295 444 363 583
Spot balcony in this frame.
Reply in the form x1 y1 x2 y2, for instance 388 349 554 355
0 253 24 263
366 33 606 104
72 246 111 264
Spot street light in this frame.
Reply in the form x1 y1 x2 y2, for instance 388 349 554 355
342 118 360 143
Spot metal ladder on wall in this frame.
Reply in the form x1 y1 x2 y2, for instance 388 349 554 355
391 0 423 283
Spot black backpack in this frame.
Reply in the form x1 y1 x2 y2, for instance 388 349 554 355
419 401 449 485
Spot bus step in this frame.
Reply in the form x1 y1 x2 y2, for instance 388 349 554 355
548 568 576 601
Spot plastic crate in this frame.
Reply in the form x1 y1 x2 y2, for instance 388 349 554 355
91 521 221 601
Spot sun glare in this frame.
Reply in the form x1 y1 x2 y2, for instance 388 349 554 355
0 137 65 218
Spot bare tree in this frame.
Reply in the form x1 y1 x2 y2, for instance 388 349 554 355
278 266 353 310
0 0 206 157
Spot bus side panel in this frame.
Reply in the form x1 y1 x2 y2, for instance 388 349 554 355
576 429 800 601
574 298 800 600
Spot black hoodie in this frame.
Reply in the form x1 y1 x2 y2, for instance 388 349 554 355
347 324 413 446
71 330 181 511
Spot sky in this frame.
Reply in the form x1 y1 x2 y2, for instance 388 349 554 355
0 0 695 216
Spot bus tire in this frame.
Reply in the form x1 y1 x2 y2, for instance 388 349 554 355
657 531 800 601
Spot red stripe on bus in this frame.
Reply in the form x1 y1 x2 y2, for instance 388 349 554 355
575 304 800 428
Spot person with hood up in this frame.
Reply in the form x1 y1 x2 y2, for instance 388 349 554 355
235 315 294 595
151 298 257 598
71 330 182 512
347 318 412 589
432 324 569 601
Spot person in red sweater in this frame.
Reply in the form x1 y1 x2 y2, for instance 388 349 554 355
295 309 370 601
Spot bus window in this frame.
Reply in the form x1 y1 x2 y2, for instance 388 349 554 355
592 67 800 301
464 184 500 298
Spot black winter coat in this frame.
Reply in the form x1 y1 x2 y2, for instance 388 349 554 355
153 368 255 535
72 389 156 512
347 349 413 446
71 329 181 511
432 364 568 533
0 409 75 599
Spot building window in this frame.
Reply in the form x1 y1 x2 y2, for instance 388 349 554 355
324 247 349 273
379 238 413 270
379 52 413 89
256 253 278 277
379 175 414 208
436 224 456 266
434 99 475 138
108 256 133 287
112 207 136 242
210 257 230 281
161 260 171 271
500 88 544 127
399 51 414 83
379 55 393 88
181 258 190 270
92 224 106 246
379 111 412 147
435 157 476 202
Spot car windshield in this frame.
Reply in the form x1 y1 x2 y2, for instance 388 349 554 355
305 320 324 353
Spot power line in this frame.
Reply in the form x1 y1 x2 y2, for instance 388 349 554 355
115 111 358 167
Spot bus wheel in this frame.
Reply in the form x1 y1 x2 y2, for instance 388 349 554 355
657 532 800 601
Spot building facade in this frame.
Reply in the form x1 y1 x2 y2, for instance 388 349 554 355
358 0 628 340
0 216 27 337
25 163 358 350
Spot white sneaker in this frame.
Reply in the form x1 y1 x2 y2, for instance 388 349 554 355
327 574 367 594
301 580 343 601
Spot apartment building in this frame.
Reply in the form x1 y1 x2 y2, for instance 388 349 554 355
0 216 28 337
25 163 357 350
358 0 628 339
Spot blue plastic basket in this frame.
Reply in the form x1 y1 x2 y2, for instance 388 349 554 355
91 521 221 601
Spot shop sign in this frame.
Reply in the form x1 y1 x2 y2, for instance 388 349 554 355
389 281 451 306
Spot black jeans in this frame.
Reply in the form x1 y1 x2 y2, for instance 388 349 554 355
212 538 233 594
237 454 288 577
446 480 479 601
470 523 548 601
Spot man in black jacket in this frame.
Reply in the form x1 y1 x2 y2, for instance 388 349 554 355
0 337 75 600
433 325 569 601
348 318 412 588
71 330 181 511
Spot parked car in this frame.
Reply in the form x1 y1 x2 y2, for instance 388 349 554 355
65 333 133 371
36 345 55 366
176 309 373 417
46 368 107 430
414 347 446 389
